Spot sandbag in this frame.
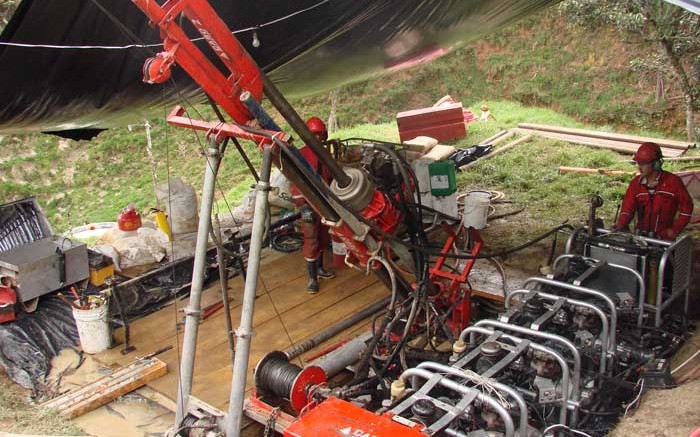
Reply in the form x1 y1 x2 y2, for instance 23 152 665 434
155 178 199 235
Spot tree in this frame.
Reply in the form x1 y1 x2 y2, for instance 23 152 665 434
560 0 699 141
0 0 18 32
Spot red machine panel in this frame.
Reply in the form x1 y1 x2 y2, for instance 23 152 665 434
284 397 424 437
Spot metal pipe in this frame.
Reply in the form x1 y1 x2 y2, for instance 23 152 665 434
460 326 570 425
400 368 515 437
261 75 351 188
175 140 223 426
215 215 236 367
553 254 646 327
506 289 610 374
276 146 340 222
473 320 581 403
240 91 281 131
284 296 390 359
226 146 273 437
523 277 618 352
655 236 691 327
416 362 529 436
309 332 372 377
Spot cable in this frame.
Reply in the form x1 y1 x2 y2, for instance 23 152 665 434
671 347 700 374
542 424 593 437
272 136 573 261
4 0 332 50
624 378 645 416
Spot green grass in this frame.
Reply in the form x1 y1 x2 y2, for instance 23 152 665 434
0 372 83 435
1 7 693 235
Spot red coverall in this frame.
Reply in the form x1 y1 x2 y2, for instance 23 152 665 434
615 171 693 240
291 145 332 261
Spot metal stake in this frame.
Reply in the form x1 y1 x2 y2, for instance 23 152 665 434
225 146 273 437
215 214 236 366
174 137 224 427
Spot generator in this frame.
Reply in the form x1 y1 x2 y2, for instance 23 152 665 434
0 198 88 303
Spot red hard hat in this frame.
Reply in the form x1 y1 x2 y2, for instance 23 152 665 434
633 142 662 164
306 117 328 141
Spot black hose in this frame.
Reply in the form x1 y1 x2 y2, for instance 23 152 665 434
273 135 572 261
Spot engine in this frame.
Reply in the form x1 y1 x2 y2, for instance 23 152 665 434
251 222 692 437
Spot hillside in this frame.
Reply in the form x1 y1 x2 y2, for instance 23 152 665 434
0 7 694 234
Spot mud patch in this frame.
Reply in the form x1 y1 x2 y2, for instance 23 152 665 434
73 389 174 437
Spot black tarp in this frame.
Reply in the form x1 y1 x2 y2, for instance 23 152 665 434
0 296 78 392
0 0 558 137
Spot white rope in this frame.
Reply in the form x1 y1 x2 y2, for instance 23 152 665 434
542 424 592 437
671 347 700 374
0 0 332 50
624 378 645 416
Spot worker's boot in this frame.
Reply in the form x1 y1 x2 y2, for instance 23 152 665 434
316 252 335 279
306 260 319 294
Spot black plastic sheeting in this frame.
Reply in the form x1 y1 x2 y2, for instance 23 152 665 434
0 296 78 392
0 0 559 138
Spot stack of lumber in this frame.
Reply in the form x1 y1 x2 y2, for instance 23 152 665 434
42 357 167 418
513 123 692 157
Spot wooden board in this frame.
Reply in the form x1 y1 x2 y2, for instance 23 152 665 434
42 358 167 418
513 128 685 158
518 123 692 150
94 249 386 411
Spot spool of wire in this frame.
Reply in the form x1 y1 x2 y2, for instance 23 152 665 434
254 351 326 412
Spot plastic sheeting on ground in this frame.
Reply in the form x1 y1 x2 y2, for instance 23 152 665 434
0 0 558 137
0 296 78 393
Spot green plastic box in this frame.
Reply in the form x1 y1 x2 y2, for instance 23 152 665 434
428 160 456 196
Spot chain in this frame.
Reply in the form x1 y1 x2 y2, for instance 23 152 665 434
263 406 280 437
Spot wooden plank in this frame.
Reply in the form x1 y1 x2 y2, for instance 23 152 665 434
461 134 533 171
478 130 509 146
514 128 684 157
93 250 392 411
42 358 167 418
558 166 635 176
518 123 692 150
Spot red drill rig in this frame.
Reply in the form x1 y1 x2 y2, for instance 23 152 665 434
132 1 483 436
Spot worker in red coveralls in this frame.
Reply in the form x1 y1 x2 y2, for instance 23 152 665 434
614 142 693 240
291 117 336 293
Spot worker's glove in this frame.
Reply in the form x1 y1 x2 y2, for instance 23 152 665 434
660 228 679 241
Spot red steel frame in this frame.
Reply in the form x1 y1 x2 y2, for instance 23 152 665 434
429 227 483 336
132 0 263 125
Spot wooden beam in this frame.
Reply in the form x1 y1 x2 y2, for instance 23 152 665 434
478 130 509 146
518 123 692 150
42 358 167 418
558 166 636 176
461 134 533 171
513 128 684 157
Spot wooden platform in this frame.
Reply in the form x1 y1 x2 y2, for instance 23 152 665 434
96 249 387 411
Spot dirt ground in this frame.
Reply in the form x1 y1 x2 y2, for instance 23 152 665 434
611 379 700 437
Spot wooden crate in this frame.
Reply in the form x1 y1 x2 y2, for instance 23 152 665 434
397 103 467 143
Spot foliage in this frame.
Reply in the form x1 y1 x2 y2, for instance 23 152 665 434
559 0 700 140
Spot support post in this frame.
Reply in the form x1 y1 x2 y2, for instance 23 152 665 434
174 137 224 427
225 146 274 437
215 214 236 367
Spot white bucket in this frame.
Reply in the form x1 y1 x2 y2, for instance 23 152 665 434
72 304 110 354
463 191 491 229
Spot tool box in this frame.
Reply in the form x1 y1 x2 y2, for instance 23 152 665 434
88 250 114 287
0 198 88 302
